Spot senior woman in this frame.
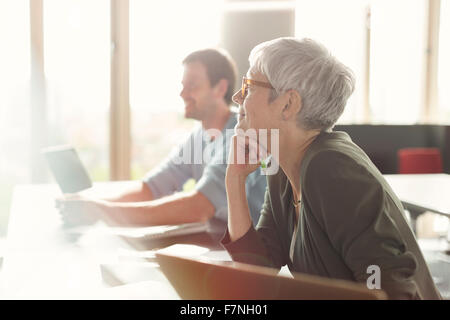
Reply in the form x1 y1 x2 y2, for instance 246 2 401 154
222 37 441 300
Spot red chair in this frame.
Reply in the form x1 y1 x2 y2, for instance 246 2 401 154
397 148 443 174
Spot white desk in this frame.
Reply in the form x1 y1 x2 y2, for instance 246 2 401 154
3 179 449 299
384 174 450 219
0 183 228 299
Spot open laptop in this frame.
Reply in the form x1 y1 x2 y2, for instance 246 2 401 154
155 253 388 300
42 145 212 243
42 145 92 193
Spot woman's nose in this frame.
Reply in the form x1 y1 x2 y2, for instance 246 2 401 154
232 90 243 105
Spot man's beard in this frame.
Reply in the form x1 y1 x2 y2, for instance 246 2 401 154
184 106 201 120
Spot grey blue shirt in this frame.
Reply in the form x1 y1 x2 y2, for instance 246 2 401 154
143 114 266 226
222 130 442 300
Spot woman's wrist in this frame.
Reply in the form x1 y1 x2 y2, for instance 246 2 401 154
225 172 247 188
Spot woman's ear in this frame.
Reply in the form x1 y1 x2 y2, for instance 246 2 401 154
281 90 302 121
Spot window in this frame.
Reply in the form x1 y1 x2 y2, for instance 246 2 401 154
130 0 222 179
295 0 369 124
0 0 30 235
296 0 437 125
369 0 427 124
44 0 110 180
437 0 450 121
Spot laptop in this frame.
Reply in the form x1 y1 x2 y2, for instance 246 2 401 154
42 145 213 243
155 253 388 300
42 145 92 193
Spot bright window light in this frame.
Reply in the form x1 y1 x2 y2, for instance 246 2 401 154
0 0 30 235
437 0 450 121
44 0 110 180
369 0 427 124
295 0 369 124
130 0 222 179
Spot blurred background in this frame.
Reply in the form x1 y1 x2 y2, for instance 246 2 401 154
0 0 449 238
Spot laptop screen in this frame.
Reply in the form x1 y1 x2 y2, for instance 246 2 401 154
42 145 92 193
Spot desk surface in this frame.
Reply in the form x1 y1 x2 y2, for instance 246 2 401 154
0 182 229 299
2 180 449 299
384 174 450 218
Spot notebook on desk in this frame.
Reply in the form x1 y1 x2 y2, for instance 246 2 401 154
109 217 226 251
66 221 209 243
110 222 208 240
155 253 388 300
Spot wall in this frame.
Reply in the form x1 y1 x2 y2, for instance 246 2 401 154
220 2 295 91
334 124 450 174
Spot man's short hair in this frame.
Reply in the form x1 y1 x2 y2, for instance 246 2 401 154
183 48 237 105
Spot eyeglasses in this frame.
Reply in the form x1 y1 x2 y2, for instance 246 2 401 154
241 77 274 99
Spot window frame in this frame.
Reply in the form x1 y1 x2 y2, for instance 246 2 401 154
27 0 445 183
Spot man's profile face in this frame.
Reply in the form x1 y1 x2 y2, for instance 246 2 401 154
179 61 216 120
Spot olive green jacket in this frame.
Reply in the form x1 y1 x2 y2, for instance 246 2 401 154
222 131 442 300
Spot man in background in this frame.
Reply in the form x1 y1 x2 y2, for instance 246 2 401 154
58 48 266 230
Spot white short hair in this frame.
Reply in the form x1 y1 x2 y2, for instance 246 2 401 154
249 37 355 132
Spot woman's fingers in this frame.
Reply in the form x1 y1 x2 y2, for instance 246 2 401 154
233 134 261 164
227 134 263 178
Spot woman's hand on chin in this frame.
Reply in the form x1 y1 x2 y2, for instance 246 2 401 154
226 134 264 181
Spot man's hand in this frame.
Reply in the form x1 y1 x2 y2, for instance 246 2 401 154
55 194 108 228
